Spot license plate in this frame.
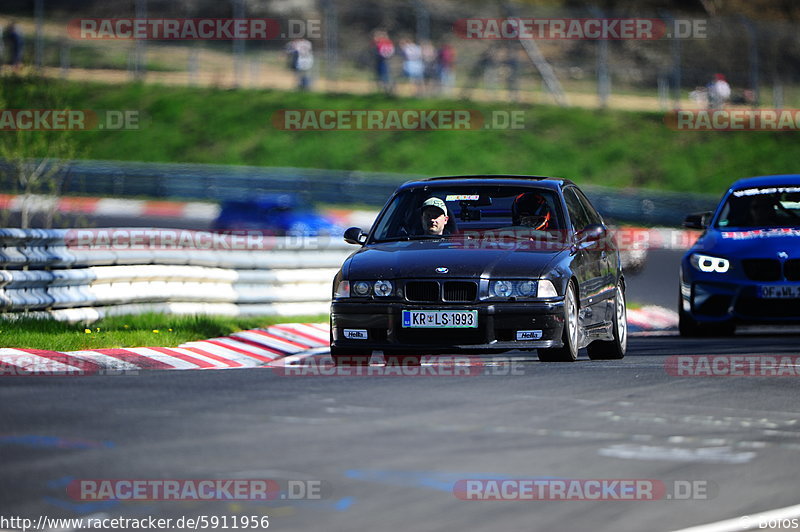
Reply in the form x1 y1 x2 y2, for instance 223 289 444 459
401 310 478 328
759 285 800 298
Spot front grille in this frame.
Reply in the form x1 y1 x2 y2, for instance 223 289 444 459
443 281 477 302
785 260 800 281
405 281 439 302
743 259 781 281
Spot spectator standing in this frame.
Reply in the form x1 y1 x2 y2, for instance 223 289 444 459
437 42 456 95
285 38 313 90
420 40 437 94
708 73 731 108
372 30 394 94
399 38 424 96
4 21 22 72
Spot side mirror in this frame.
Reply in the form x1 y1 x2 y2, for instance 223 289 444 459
343 227 368 245
577 224 606 246
683 211 712 230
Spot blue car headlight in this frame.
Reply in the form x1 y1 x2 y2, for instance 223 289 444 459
690 253 730 273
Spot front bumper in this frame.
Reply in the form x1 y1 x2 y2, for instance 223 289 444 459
681 271 800 324
330 299 565 353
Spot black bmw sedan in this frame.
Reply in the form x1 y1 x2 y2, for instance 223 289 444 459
330 175 627 365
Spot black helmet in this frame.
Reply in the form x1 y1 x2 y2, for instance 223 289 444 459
512 193 551 230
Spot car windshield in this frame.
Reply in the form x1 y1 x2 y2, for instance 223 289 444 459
370 185 565 242
715 186 800 229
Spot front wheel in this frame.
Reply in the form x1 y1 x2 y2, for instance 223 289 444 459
587 283 627 360
538 281 579 362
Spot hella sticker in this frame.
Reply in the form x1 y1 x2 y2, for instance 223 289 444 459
343 329 368 340
516 330 543 340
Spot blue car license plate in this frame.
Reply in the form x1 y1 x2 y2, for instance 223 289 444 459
759 285 800 299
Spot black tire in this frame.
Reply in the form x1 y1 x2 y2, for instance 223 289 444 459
384 353 423 367
678 306 702 337
330 347 372 366
538 281 579 362
587 283 627 360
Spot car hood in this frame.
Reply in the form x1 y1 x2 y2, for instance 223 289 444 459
344 240 568 279
692 228 800 259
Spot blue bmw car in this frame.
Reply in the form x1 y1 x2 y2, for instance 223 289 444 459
680 175 800 336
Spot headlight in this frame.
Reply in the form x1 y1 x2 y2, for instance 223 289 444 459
373 280 393 297
488 279 558 299
352 281 371 296
334 280 350 298
517 280 537 297
690 253 730 273
491 280 514 297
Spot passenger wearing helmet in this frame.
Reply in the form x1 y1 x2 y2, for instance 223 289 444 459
512 192 551 230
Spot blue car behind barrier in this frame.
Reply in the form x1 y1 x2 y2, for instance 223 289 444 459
212 194 344 236
679 174 800 336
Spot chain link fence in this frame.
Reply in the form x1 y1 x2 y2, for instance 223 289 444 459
3 1 799 110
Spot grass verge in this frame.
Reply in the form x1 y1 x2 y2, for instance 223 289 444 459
0 313 328 351
2 76 799 195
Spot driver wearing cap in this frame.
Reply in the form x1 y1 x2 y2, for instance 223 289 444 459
421 197 449 235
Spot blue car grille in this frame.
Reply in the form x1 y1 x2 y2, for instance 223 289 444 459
742 259 800 282
785 260 800 281
742 259 781 281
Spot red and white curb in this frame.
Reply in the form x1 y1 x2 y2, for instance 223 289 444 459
0 194 220 221
627 305 679 332
0 307 678 375
0 323 329 375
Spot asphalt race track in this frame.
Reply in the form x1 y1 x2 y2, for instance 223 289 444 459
3 250 800 532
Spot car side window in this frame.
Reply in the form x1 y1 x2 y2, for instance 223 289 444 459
563 188 591 232
574 188 604 226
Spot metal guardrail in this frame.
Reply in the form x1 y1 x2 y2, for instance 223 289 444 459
0 228 353 322
0 160 720 226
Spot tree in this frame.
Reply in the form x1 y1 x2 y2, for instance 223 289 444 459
0 74 82 228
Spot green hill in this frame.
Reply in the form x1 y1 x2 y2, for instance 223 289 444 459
1 76 797 194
